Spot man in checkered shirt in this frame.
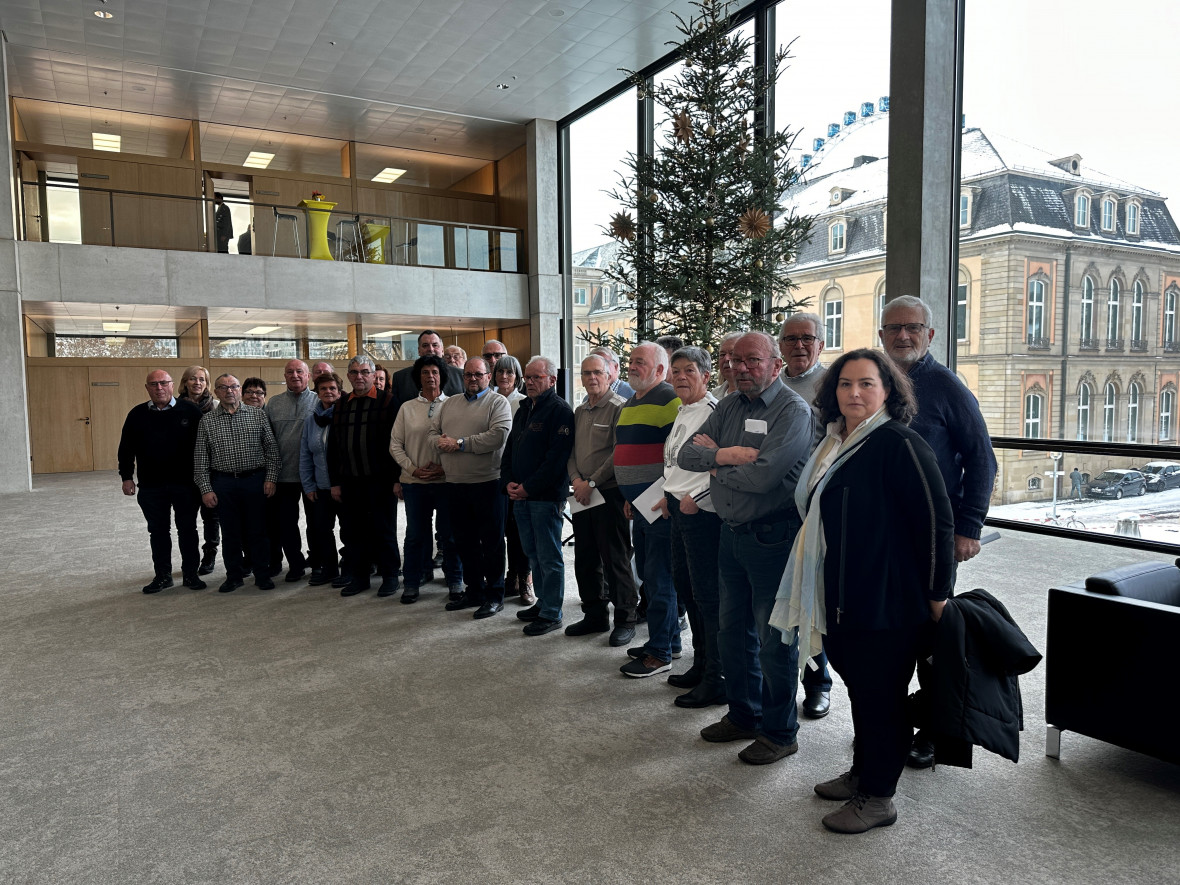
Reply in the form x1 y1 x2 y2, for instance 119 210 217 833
194 373 281 594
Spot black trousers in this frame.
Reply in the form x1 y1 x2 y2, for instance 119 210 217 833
447 481 506 605
338 478 400 580
668 496 722 683
825 623 923 797
199 502 220 558
138 482 201 577
308 489 340 576
267 481 309 571
211 471 270 582
571 486 637 627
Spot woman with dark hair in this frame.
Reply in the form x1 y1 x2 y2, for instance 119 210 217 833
493 354 532 605
179 365 219 575
241 377 267 408
390 355 462 602
374 365 390 391
770 347 954 835
300 372 344 586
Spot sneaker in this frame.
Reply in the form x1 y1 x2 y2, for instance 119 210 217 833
738 735 798 765
627 646 682 660
564 618 610 636
620 655 672 678
814 771 859 801
523 617 563 636
821 793 898 834
700 716 758 743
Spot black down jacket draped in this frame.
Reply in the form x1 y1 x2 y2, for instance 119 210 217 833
926 588 1043 767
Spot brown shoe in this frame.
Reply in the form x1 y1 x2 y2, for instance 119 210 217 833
700 715 757 743
518 574 537 606
821 793 897 834
814 771 858 801
738 735 798 765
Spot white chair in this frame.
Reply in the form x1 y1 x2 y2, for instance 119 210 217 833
271 206 301 257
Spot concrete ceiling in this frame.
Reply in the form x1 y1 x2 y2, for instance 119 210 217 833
2 0 697 162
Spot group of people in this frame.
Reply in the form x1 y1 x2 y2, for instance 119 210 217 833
118 296 997 835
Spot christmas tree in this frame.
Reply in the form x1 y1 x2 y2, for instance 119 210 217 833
586 0 812 359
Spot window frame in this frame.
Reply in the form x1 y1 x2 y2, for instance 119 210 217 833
1107 278 1121 341
1080 275 1094 343
824 293 843 349
1164 286 1177 345
1076 382 1091 441
1103 382 1117 442
1127 382 1141 443
1023 390 1044 439
1126 200 1141 236
1161 387 1176 442
1075 192 1090 227
1026 277 1046 343
828 220 846 254
1101 197 1115 232
1131 280 1144 342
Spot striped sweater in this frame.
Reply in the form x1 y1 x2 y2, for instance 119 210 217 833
614 382 681 503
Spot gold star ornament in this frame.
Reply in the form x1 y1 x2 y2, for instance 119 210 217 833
738 208 771 238
609 211 636 242
673 110 693 144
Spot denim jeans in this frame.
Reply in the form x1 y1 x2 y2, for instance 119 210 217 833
401 483 461 589
513 500 565 621
717 518 801 746
631 510 680 662
668 496 723 689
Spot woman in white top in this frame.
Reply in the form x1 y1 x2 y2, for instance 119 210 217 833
493 355 533 605
662 346 724 708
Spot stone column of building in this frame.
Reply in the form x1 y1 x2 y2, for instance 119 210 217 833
526 119 561 364
0 39 34 493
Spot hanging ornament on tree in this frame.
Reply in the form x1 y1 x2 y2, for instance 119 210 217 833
705 216 716 227
609 211 636 242
705 124 716 137
673 110 694 144
739 208 771 238
736 136 750 156
755 259 764 268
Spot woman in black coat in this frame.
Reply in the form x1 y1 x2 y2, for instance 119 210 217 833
771 348 955 834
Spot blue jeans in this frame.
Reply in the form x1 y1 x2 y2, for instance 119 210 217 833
632 511 680 662
717 518 801 746
513 500 565 621
401 483 461 589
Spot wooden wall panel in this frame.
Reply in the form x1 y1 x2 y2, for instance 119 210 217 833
78 156 140 246
496 145 528 231
19 153 42 242
88 366 160 470
27 366 93 474
450 163 495 196
501 325 532 364
136 164 202 250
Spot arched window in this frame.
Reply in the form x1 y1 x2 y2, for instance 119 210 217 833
1075 193 1090 227
1103 382 1117 442
1024 391 1044 439
1131 281 1144 344
1080 275 1094 344
1076 382 1091 441
824 293 843 349
1027 279 1046 344
1101 198 1115 231
1164 286 1177 346
1107 279 1121 343
956 272 968 341
1161 387 1176 441
829 221 846 253
1127 382 1140 443
1126 202 1140 235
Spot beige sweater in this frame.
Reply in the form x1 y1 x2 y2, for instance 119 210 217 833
428 390 511 484
389 393 447 484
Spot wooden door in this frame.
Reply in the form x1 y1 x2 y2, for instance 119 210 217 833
88 366 158 471
27 366 93 474
19 154 43 242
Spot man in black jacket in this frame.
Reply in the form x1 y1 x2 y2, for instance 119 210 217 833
118 369 204 593
390 330 464 406
502 356 574 635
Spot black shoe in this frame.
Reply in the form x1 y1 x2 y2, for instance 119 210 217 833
218 578 244 594
608 625 636 647
285 566 306 583
445 594 479 611
307 570 334 587
197 552 216 576
268 565 284 578
331 573 354 589
628 646 682 660
564 618 610 636
254 575 275 590
424 570 436 584
516 603 542 621
432 552 445 569
447 586 464 602
474 601 503 619
142 575 173 594
400 587 420 604
341 580 370 597
523 617 562 636
674 684 728 709
668 667 703 689
181 574 207 591
907 736 935 769
377 577 401 598
803 689 831 719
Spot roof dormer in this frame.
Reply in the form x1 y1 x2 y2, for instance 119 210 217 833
829 186 856 206
1050 154 1083 176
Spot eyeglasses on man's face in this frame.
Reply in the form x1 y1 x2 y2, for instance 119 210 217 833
347 369 374 376
216 383 241 391
146 380 173 387
482 352 505 361
464 371 489 379
730 355 768 368
881 323 928 335
780 335 820 346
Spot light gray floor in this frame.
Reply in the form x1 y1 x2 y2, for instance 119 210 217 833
2 471 1179 885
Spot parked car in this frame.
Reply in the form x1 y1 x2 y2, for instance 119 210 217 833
1139 461 1180 493
1086 469 1147 499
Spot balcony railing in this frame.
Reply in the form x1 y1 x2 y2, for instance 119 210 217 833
1079 337 1099 350
1164 340 1180 354
1026 334 1051 350
19 182 522 274
1130 339 1149 352
1105 337 1125 351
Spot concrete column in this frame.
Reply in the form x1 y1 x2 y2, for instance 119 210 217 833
525 119 562 366
0 40 33 492
884 0 963 366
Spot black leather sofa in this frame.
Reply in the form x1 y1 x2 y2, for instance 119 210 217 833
1046 560 1180 764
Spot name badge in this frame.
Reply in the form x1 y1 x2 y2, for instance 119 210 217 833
745 418 768 434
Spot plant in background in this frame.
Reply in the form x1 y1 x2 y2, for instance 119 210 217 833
584 0 813 360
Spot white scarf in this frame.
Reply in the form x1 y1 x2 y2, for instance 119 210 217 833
769 407 893 677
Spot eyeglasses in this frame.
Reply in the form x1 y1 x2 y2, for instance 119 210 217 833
215 383 241 391
482 352 505 361
523 374 548 381
146 380 173 387
780 335 820 346
243 389 265 398
347 369 374 376
881 323 928 335
464 371 489 379
730 356 769 368
581 369 607 377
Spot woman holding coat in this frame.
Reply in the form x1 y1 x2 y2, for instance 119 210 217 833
771 347 955 834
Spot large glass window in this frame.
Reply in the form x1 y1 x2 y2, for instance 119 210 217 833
1131 280 1144 344
1024 391 1043 439
824 294 843 349
1164 286 1177 346
1026 279 1045 344
1076 383 1091 441
1161 388 1176 441
1127 382 1140 443
1080 275 1094 344
1107 279 1121 344
1103 383 1117 442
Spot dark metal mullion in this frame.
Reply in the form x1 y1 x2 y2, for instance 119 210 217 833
636 74 655 340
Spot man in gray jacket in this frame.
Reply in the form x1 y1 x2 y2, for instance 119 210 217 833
265 359 317 581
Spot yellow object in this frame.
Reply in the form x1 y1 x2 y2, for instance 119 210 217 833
362 223 390 264
298 199 337 261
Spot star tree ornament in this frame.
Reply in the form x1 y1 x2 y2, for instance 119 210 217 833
739 208 771 239
609 211 636 242
673 110 693 144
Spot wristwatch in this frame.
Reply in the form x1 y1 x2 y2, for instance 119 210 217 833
457 437 465 451
588 479 597 489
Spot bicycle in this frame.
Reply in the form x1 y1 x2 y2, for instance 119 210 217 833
1045 510 1086 530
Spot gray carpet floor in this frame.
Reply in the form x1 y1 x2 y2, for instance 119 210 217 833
2 471 1178 884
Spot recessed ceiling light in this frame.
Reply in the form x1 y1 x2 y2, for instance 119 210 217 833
102 321 130 332
243 151 274 169
105 337 126 345
245 325 281 335
92 132 121 152
371 168 407 183
371 329 412 338
94 10 114 19
549 7 566 16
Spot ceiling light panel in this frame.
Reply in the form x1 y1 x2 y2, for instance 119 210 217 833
91 131 120 151
245 325 281 335
371 167 406 183
242 151 274 168
102 321 130 332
